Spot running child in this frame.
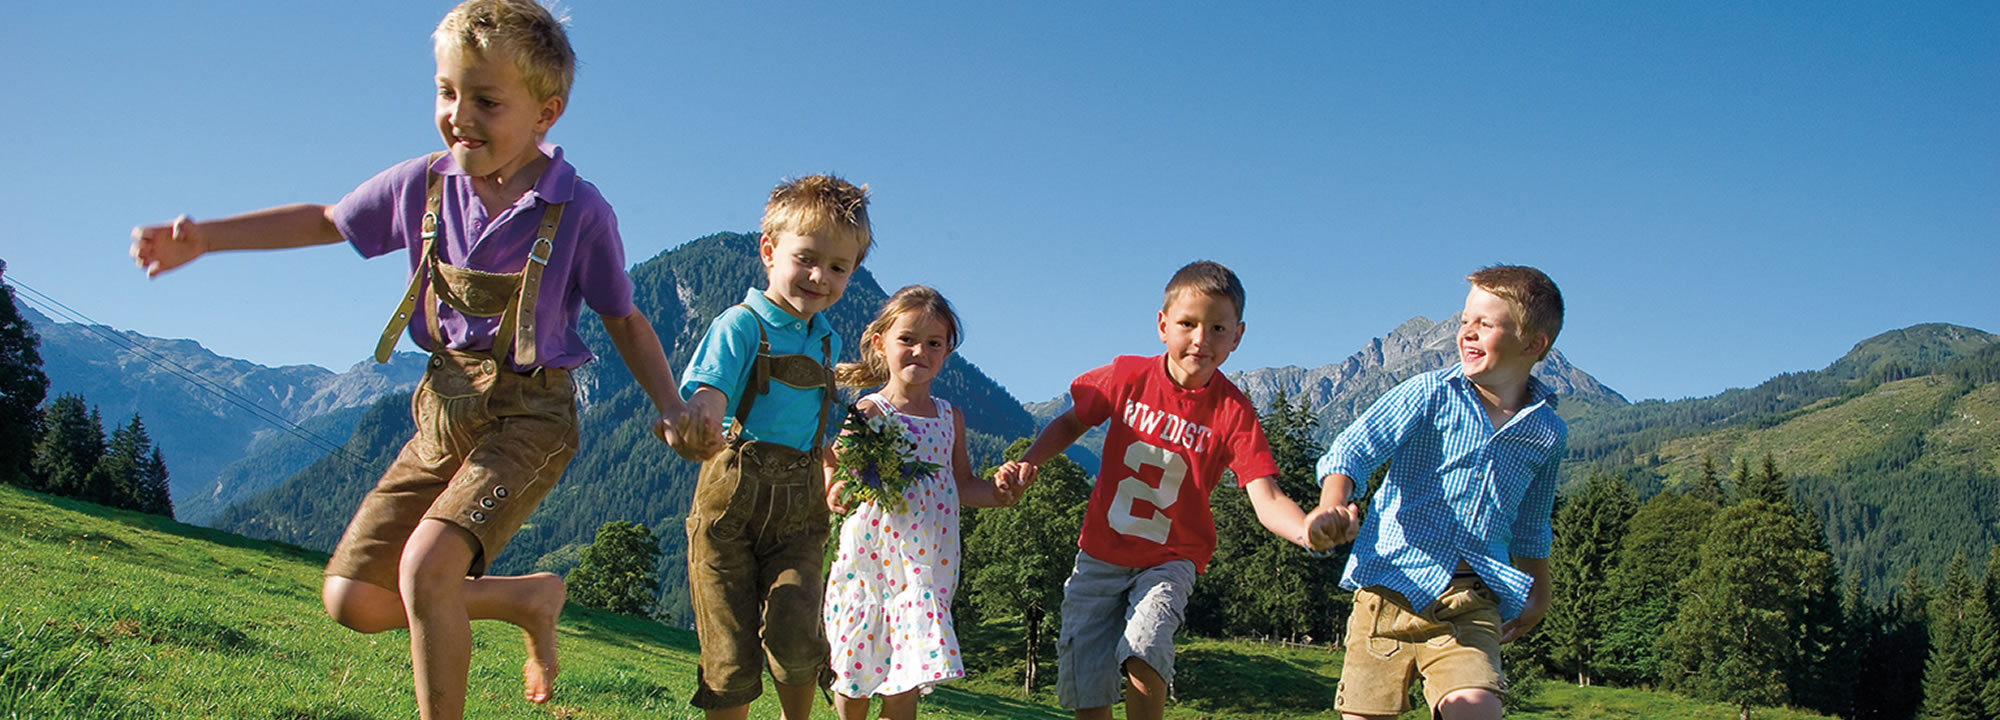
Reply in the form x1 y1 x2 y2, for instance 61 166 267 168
821 285 1027 720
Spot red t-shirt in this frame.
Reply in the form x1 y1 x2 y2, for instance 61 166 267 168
1070 355 1280 572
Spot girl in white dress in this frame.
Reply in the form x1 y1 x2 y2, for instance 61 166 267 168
823 286 1026 720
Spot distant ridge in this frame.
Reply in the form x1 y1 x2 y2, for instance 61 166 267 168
19 304 425 523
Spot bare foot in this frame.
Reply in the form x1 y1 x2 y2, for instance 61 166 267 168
520 572 565 704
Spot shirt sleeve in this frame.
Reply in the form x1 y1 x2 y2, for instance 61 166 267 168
570 184 637 319
1509 432 1565 559
1068 360 1120 427
1315 373 1439 498
680 308 755 408
329 157 428 259
1225 409 1280 489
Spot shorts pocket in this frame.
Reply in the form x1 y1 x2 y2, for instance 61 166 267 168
694 448 753 541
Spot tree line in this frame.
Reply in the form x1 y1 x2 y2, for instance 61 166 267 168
1 265 173 519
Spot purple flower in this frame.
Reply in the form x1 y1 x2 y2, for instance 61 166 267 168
862 465 883 488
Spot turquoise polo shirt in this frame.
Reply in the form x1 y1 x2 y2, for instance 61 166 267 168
679 289 842 452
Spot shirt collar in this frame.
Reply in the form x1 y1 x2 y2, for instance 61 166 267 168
1445 365 1561 415
740 288 832 338
424 142 577 204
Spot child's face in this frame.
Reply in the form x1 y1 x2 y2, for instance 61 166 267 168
760 230 860 319
434 45 562 182
875 312 953 390
1157 290 1244 389
1459 286 1546 386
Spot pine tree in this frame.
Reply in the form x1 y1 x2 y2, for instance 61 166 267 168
1786 493 1850 717
565 520 662 616
1735 453 1788 506
1658 498 1832 720
1544 471 1636 687
963 439 1089 697
1979 547 2000 720
30 394 105 500
140 447 174 518
1920 553 1982 720
0 262 50 489
100 415 153 512
1690 454 1725 505
1597 489 1712 687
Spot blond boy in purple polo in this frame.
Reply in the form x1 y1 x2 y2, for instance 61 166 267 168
128 2 705 718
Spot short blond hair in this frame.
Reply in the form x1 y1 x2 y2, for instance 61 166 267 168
1466 265 1564 361
762 175 874 262
434 0 576 103
836 286 962 389
1163 260 1247 322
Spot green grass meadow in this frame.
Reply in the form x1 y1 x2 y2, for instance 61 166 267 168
0 484 1831 719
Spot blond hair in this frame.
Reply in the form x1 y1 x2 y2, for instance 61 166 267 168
434 0 576 103
836 286 962 388
1466 264 1564 361
1163 260 1247 321
762 175 874 262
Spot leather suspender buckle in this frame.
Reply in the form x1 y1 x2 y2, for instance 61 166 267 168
528 237 553 265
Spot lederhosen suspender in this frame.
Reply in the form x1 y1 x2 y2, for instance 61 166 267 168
729 305 836 458
374 154 565 368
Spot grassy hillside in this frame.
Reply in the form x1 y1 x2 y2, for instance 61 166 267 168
2 485 1836 719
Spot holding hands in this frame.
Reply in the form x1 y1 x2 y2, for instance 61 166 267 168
1304 502 1361 551
992 461 1038 506
658 407 725 462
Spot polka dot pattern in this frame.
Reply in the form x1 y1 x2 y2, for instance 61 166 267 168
823 394 965 697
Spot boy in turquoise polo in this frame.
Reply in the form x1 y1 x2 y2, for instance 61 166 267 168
671 175 871 720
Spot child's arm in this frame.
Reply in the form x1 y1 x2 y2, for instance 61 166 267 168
996 409 1090 493
673 385 729 461
1501 556 1552 643
1245 476 1340 552
822 400 883 514
602 309 717 458
130 206 345 277
1312 474 1362 546
954 409 1022 508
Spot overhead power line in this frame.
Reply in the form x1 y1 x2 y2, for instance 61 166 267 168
5 274 372 468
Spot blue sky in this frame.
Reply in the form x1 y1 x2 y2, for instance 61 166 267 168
4 1 1994 405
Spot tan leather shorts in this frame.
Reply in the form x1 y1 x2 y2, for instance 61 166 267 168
1336 577 1506 715
324 350 577 591
685 439 831 709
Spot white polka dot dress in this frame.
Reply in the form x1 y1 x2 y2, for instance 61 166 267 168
823 394 964 698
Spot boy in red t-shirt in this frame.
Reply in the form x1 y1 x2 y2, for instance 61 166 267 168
1003 261 1346 720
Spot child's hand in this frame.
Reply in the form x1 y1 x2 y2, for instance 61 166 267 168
994 461 1038 499
826 479 850 514
1305 502 1360 550
131 215 206 278
656 407 724 461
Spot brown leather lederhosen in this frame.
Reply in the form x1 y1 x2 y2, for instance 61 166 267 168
685 306 837 709
324 158 581 590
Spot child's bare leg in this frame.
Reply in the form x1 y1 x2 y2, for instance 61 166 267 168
876 688 920 720
704 705 750 720
1434 688 1502 720
1122 657 1167 720
833 692 873 720
462 572 566 703
324 569 563 703
775 680 817 720
400 519 479 720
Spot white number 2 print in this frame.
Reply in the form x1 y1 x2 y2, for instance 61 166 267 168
1107 442 1187 543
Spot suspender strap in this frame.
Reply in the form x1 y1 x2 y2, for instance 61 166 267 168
727 305 836 458
492 202 564 367
374 156 446 363
810 334 833 457
732 311 772 429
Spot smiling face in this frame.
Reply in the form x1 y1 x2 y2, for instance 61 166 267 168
434 45 562 183
874 311 954 390
760 230 861 319
1157 290 1244 389
1458 285 1547 387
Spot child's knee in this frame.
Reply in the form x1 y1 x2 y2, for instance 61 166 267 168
323 576 402 633
1434 688 1502 720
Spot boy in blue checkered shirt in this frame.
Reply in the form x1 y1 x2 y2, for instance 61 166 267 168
1312 265 1566 720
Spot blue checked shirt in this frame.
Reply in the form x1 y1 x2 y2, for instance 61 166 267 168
1315 366 1566 621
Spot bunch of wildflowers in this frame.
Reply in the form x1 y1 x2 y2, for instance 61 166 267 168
831 404 941 515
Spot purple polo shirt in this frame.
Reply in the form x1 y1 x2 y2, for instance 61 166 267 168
331 144 636 372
